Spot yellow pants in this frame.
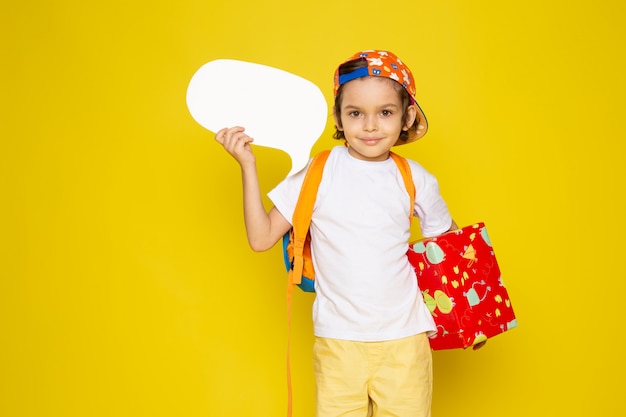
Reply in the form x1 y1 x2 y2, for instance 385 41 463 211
313 333 433 417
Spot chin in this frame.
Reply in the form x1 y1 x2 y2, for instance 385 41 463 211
348 147 390 161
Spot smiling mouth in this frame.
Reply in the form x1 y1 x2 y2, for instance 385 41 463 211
360 137 383 145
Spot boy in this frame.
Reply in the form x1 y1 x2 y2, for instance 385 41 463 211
216 50 457 417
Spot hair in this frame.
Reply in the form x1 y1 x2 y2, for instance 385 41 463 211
333 57 419 142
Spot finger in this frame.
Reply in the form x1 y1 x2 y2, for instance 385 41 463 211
227 128 252 142
237 133 254 145
219 126 247 146
228 133 254 153
215 128 228 145
228 126 246 140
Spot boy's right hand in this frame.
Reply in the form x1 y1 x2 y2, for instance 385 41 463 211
215 126 256 169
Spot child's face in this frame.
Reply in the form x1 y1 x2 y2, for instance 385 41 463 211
334 77 416 162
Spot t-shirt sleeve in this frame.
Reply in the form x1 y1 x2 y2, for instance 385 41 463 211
266 162 309 226
409 160 453 237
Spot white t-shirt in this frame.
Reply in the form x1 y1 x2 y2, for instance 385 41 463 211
268 146 452 342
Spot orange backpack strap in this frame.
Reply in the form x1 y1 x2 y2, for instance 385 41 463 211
286 149 330 417
390 151 416 225
289 149 331 288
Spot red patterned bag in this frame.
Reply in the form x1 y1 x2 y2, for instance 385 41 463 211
408 223 517 350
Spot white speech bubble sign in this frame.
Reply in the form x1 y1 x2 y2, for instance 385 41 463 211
186 59 328 176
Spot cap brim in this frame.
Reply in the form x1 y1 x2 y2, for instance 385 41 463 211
395 102 428 146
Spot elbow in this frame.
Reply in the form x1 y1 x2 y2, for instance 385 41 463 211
249 243 267 252
248 237 274 252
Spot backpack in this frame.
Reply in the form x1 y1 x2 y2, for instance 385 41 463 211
282 149 417 293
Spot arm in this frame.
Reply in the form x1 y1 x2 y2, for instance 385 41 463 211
215 127 292 252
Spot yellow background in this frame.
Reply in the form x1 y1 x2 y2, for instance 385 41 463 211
2 1 625 416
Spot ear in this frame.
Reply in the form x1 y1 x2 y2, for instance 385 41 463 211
332 106 343 131
403 105 417 131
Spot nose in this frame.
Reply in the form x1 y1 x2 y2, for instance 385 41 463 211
363 114 377 132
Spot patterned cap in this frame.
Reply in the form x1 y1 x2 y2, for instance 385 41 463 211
333 50 428 143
